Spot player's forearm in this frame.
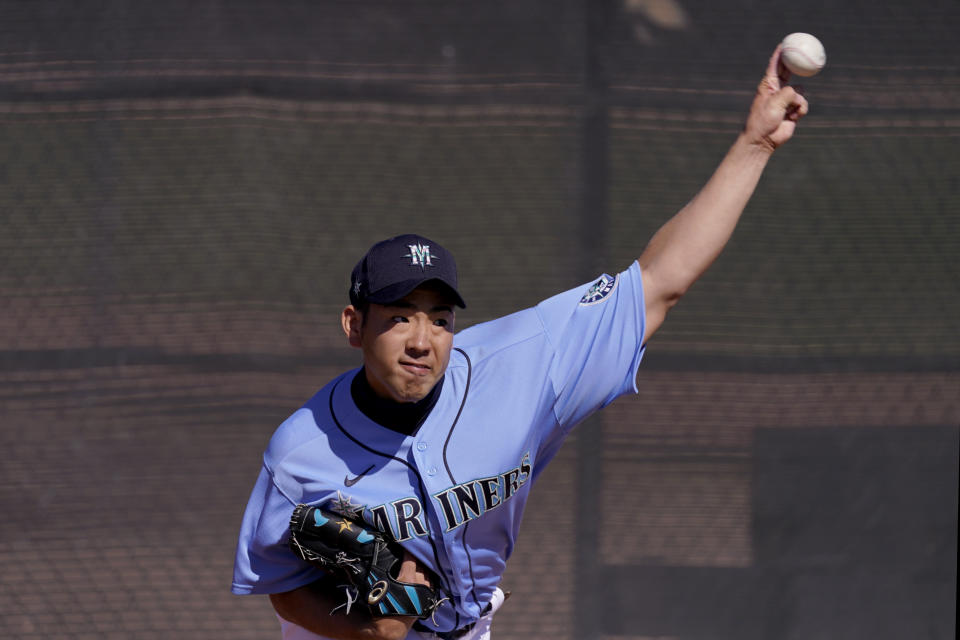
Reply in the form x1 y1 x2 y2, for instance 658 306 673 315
638 133 773 308
270 583 417 640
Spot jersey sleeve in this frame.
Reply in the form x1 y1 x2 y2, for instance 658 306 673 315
535 260 647 429
231 463 325 595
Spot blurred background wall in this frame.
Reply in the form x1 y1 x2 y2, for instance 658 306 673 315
1 1 957 638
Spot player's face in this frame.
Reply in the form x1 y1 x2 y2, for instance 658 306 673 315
346 284 456 403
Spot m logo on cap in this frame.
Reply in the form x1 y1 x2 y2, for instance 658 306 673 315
349 234 466 308
405 243 434 269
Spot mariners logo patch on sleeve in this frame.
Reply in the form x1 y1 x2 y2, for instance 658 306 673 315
579 273 619 306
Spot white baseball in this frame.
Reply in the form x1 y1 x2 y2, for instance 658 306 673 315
780 32 826 77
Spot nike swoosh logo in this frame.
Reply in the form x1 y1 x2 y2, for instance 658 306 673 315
344 464 375 487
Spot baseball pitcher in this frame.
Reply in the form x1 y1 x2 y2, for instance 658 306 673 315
232 46 808 640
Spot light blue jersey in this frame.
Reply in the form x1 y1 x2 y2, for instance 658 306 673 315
232 261 647 634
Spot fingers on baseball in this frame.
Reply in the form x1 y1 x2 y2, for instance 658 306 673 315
777 64 791 87
764 45 786 90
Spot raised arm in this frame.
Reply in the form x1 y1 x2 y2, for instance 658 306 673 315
638 46 809 344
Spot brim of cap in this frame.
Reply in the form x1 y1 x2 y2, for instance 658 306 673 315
366 277 466 308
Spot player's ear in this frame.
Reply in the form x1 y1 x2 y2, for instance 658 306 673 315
341 305 363 348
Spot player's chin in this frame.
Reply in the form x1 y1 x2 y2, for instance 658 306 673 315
394 376 438 403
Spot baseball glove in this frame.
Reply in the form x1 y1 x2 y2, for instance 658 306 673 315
288 503 445 619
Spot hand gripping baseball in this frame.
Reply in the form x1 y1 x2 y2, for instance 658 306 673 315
288 504 446 620
744 45 810 152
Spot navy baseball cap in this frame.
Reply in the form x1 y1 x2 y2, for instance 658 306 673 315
349 234 466 308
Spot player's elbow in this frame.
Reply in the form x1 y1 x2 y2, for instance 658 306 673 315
346 617 417 640
367 621 417 640
269 591 296 623
270 589 415 640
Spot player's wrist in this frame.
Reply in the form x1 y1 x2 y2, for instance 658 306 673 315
733 131 778 162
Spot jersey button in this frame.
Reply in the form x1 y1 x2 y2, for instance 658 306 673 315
427 466 438 476
416 442 428 451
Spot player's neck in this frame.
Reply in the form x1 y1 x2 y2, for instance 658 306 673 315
350 368 444 436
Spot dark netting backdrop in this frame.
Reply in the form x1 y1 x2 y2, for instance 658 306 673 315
1 1 957 639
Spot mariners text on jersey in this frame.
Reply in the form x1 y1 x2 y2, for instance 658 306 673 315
348 452 531 540
433 452 531 532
